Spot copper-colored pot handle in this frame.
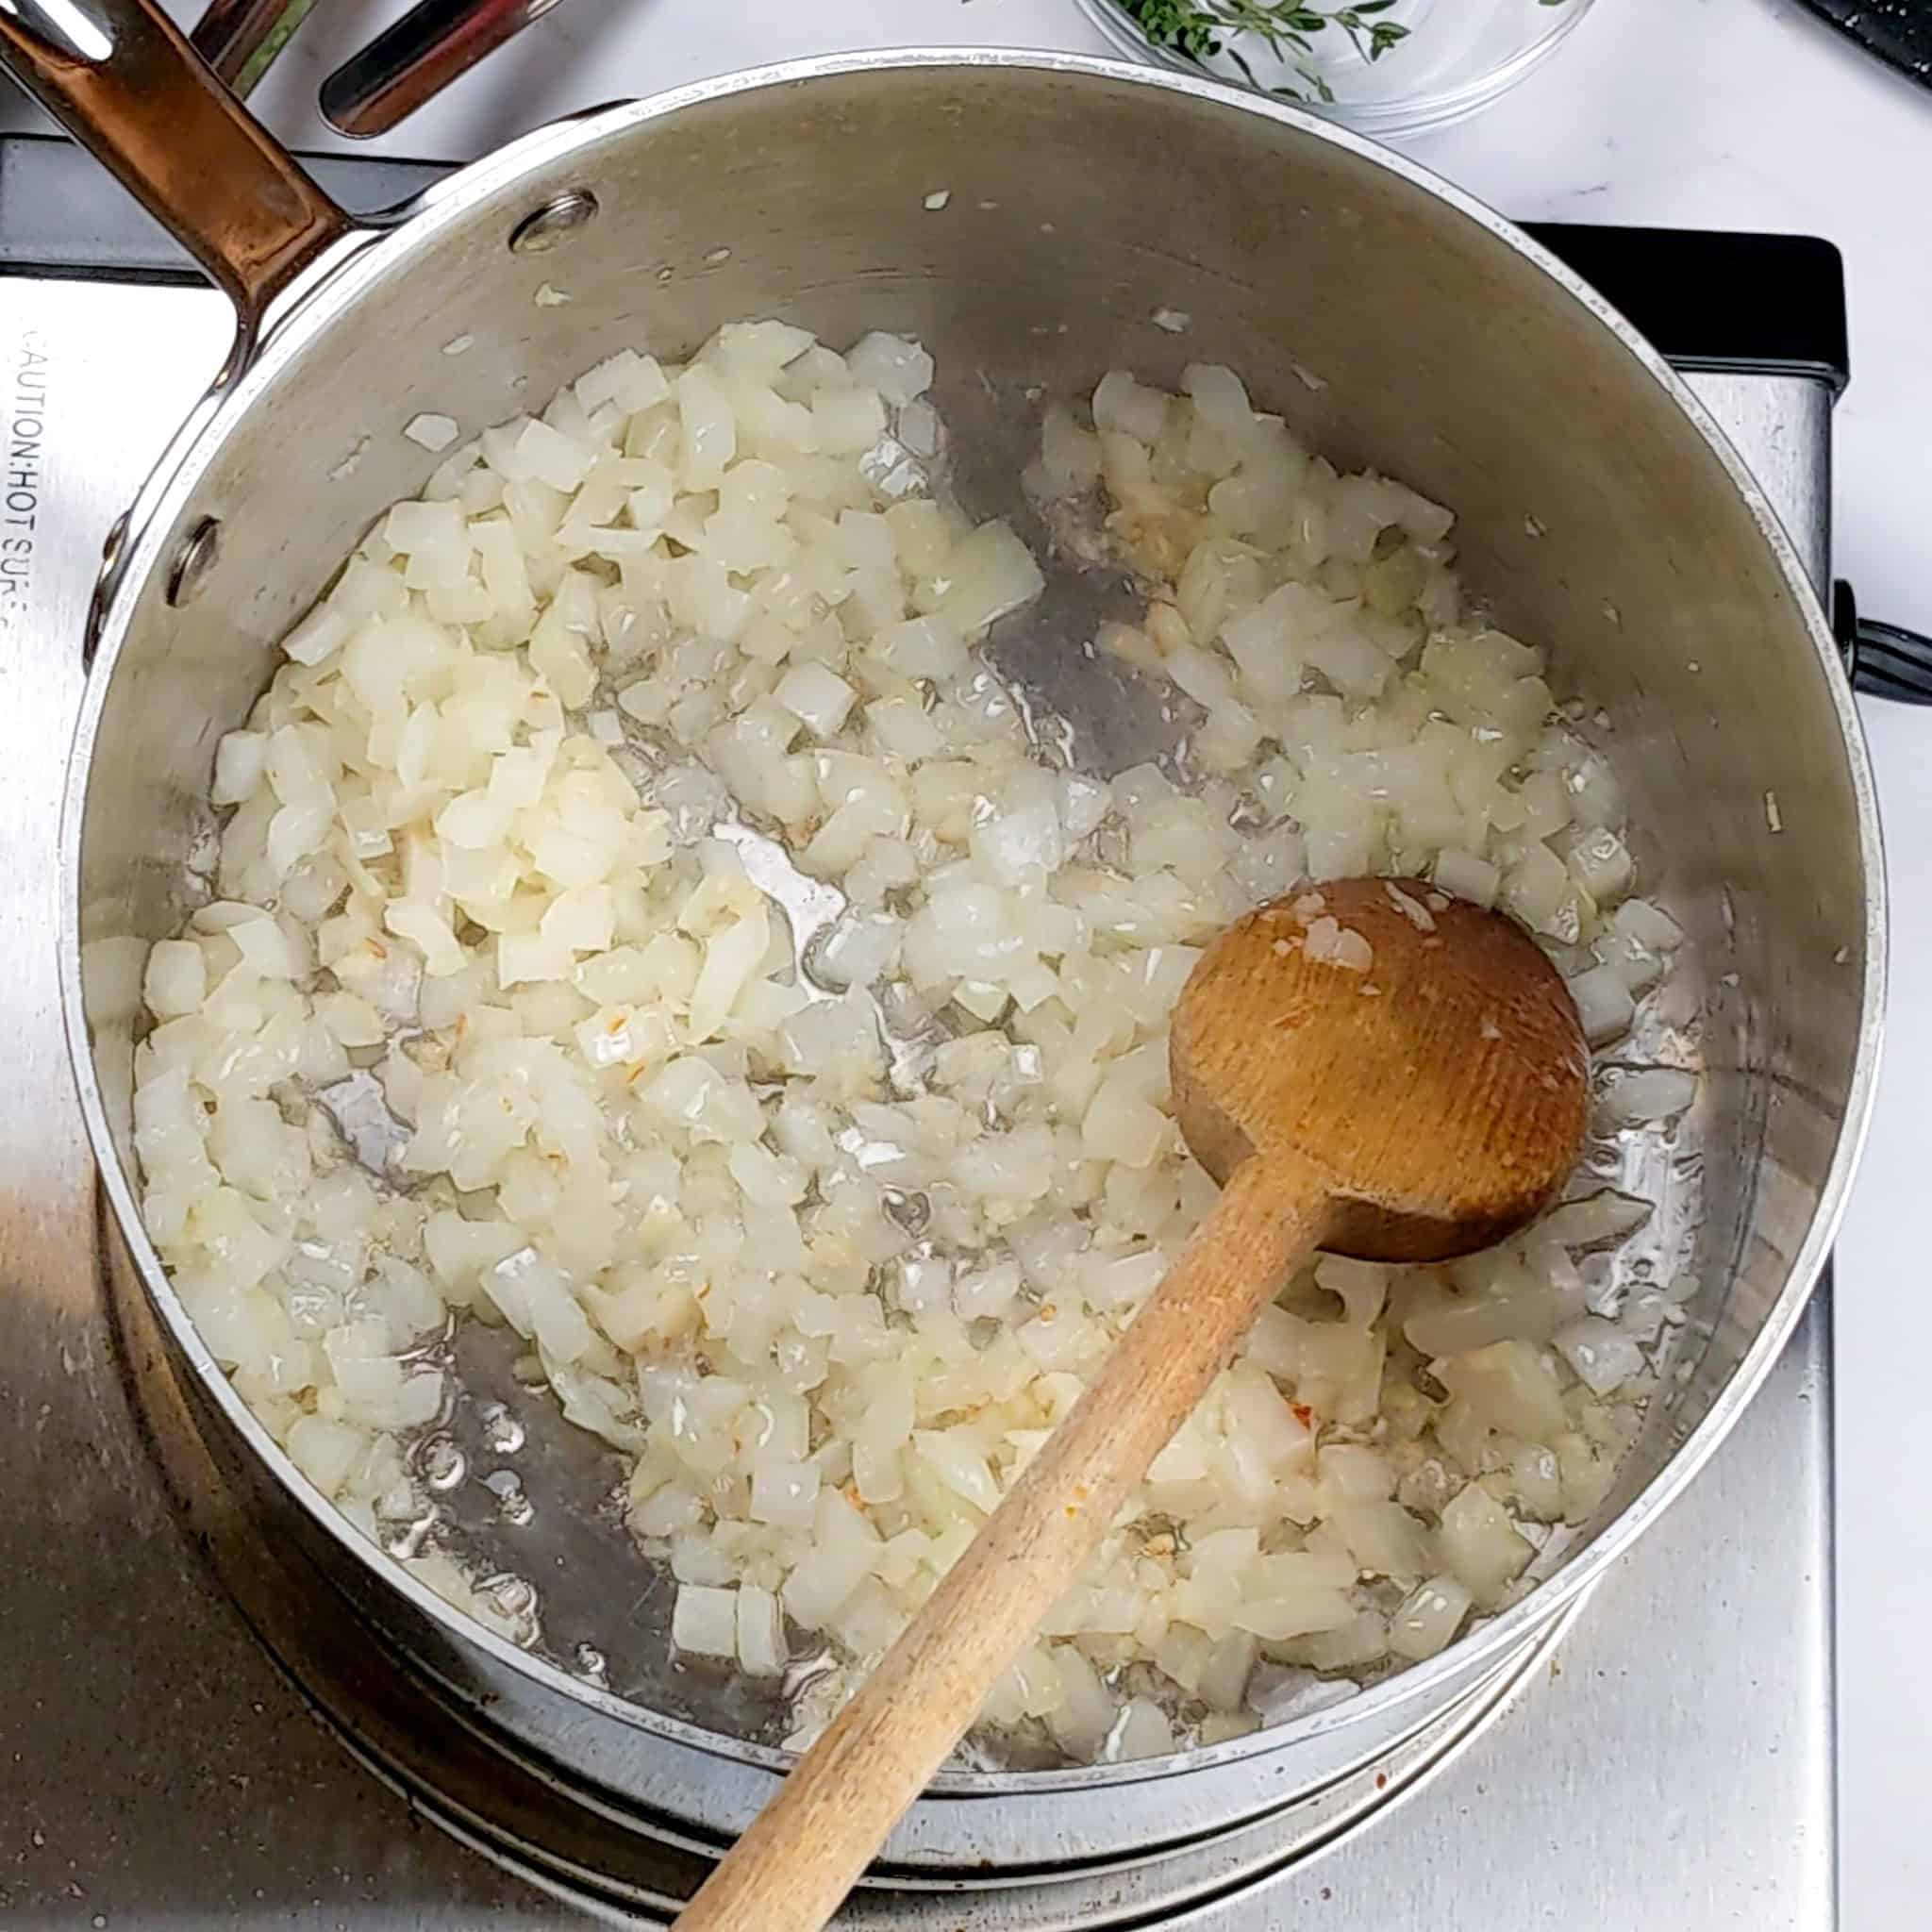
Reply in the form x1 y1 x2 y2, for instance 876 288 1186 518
0 0 351 329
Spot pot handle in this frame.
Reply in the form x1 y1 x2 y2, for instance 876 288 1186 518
0 0 352 334
1834 582 1932 706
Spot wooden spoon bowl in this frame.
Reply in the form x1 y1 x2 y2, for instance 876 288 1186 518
675 878 1590 1932
1174 878 1591 1260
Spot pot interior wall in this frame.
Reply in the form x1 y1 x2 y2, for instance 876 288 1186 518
75 59 1868 1767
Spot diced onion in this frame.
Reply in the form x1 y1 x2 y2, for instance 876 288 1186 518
1600 1067 1698 1126
672 1582 740 1658
133 327 1688 1774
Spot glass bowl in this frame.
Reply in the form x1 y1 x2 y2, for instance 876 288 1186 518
1076 0 1599 138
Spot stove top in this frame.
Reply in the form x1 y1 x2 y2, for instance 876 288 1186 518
0 147 1842 1928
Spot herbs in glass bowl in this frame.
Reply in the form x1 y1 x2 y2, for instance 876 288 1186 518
1119 3 1413 103
1082 0 1591 135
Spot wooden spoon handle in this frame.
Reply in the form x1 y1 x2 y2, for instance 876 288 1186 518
673 1153 1330 1932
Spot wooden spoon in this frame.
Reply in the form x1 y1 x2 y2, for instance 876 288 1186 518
675 878 1590 1932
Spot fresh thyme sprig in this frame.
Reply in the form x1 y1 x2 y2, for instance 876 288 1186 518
1112 1 1414 104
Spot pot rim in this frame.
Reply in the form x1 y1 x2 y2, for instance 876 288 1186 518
58 45 1888 1797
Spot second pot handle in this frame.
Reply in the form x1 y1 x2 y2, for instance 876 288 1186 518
1834 581 1932 706
0 0 352 332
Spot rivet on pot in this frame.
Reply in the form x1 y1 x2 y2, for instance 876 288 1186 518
509 190 600 256
166 516 222 608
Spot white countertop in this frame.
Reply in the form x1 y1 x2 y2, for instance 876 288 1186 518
94 1 1932 1923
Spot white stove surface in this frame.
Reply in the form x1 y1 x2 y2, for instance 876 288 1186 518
5 1 1929 1925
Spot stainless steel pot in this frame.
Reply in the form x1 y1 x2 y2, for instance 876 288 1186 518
8 0 1883 1893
